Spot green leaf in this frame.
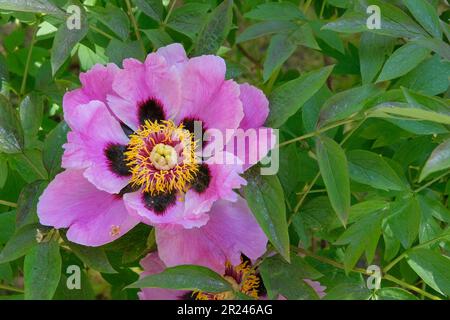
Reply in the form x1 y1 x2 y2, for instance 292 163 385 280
167 3 210 39
403 0 442 38
236 21 297 43
413 38 450 61
0 154 8 188
263 33 297 82
374 287 418 300
359 33 393 84
335 210 384 272
51 2 88 75
128 265 231 293
134 0 164 22
0 224 40 264
347 150 406 191
193 0 233 56
377 43 429 82
91 4 130 41
259 254 322 300
386 195 421 248
370 105 450 125
0 211 15 244
24 238 61 300
42 121 69 179
244 2 305 21
0 94 24 153
19 93 43 144
0 0 65 16
419 139 450 182
316 136 350 225
16 180 47 229
266 65 334 128
407 248 450 297
243 167 289 260
105 39 144 66
8 149 48 182
324 280 371 300
66 241 116 274
142 29 173 48
318 84 379 126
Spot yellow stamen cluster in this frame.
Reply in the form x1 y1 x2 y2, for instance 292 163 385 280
124 120 198 195
193 260 261 300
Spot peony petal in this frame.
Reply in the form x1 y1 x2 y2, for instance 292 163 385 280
239 83 269 130
156 196 268 273
109 54 181 130
37 170 140 246
176 55 244 139
156 43 188 66
62 100 130 194
138 252 188 300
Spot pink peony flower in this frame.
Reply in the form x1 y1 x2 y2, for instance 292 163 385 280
37 44 270 267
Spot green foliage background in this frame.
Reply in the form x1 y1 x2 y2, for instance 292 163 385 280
0 0 449 300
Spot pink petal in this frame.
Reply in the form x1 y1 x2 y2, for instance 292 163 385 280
239 83 269 130
175 55 244 138
109 54 181 130
37 170 140 246
62 100 130 194
156 196 268 273
156 43 188 66
138 252 187 300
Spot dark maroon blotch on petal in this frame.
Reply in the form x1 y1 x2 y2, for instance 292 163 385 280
191 164 211 194
182 117 207 148
138 98 165 125
105 143 131 177
143 191 176 215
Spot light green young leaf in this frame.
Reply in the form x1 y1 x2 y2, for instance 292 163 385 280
419 139 450 182
244 2 305 21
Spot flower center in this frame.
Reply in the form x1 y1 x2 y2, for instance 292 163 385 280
124 120 198 195
149 143 178 170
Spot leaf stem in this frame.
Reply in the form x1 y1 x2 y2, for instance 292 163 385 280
125 0 146 54
414 171 449 194
163 0 177 25
21 151 47 180
20 19 39 96
90 25 115 40
0 283 24 294
383 275 441 300
0 200 17 208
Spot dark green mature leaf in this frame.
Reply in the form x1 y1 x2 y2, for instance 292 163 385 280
51 2 88 75
134 0 163 22
142 29 173 48
43 121 69 179
8 149 48 182
347 150 406 191
244 2 305 21
0 94 24 153
66 241 116 274
0 211 15 244
324 280 371 300
54 270 95 300
359 33 393 84
413 38 450 61
24 238 61 300
0 0 65 16
236 21 297 43
403 0 442 38
377 43 429 82
16 180 47 229
419 139 450 182
193 0 233 56
407 248 450 297
243 166 289 260
259 254 322 300
386 195 421 249
316 136 350 225
106 39 144 66
266 65 334 128
335 210 384 272
128 265 231 292
91 4 130 41
263 33 297 82
167 3 210 39
0 224 40 263
318 84 379 126
19 93 43 143
0 156 7 188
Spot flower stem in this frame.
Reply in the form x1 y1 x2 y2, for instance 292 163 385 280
0 283 24 294
20 18 39 96
0 200 17 208
125 0 146 54
414 171 449 194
